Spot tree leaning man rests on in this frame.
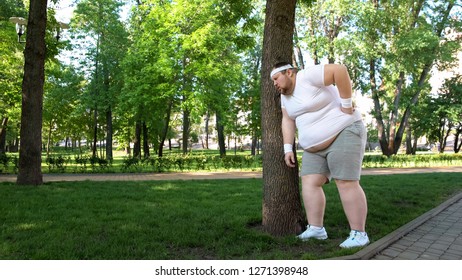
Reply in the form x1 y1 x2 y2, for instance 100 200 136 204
271 62 369 248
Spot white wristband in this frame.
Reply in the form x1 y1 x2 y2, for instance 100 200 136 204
284 144 293 154
341 97 353 108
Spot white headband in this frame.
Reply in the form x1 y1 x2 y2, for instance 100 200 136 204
270 64 294 78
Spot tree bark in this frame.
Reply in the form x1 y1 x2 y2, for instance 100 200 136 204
92 108 98 157
454 125 462 153
216 111 226 157
0 117 8 154
158 99 173 157
106 109 113 160
204 111 210 149
182 107 190 155
142 121 149 158
17 0 48 185
260 0 304 236
133 120 141 159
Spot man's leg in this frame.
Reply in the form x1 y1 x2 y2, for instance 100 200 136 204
335 179 368 231
301 174 328 227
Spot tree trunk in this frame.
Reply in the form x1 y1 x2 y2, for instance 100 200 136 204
46 120 52 157
182 107 190 155
440 122 453 153
158 99 173 157
0 117 8 154
142 121 149 158
204 111 210 149
251 133 257 156
133 120 141 159
388 72 405 153
17 0 48 185
260 0 304 236
454 125 462 153
216 111 226 157
369 57 392 156
106 109 113 160
92 108 98 157
405 121 414 155
92 33 100 158
125 124 131 156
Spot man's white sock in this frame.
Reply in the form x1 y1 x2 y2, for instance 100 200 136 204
310 225 323 230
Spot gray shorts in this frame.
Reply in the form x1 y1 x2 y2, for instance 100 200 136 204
300 120 367 181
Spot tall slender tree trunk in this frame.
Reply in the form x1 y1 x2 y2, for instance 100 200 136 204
405 121 419 155
204 111 210 149
17 0 48 185
158 99 173 157
260 0 304 236
454 126 462 153
0 117 8 154
91 32 101 158
133 120 141 159
182 108 190 155
46 120 52 157
216 111 226 157
251 133 257 156
92 108 98 157
106 109 113 160
142 122 149 158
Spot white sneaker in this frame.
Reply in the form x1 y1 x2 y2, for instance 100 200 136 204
339 230 370 248
297 225 328 241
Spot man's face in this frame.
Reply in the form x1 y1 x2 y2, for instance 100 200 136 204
272 70 292 95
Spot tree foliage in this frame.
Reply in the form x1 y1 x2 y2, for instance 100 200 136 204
1 0 461 172
298 0 462 156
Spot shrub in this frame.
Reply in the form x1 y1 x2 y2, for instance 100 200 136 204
0 153 9 173
46 155 67 173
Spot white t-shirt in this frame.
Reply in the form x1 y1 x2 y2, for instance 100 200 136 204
281 64 362 150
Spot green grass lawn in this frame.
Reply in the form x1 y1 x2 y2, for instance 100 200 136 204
1 172 461 260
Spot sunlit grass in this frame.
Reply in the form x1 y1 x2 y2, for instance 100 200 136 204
2 149 461 174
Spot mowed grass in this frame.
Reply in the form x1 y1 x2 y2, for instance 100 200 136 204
1 173 461 260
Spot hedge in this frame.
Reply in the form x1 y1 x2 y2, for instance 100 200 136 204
0 153 461 174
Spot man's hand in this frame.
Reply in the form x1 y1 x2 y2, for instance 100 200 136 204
341 106 355 114
284 152 296 168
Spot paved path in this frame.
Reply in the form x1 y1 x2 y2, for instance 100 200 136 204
1 166 462 183
370 192 462 260
338 191 462 260
1 166 462 260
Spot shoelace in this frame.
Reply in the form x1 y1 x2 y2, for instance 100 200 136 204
350 230 359 240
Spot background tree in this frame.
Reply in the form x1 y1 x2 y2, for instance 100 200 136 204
0 0 26 154
120 0 183 158
15 0 70 184
43 62 85 155
72 0 128 160
120 0 257 157
298 0 353 64
405 96 434 154
2 0 462 180
236 2 265 156
16 0 50 185
354 0 460 156
443 74 462 154
298 0 461 156
427 74 462 152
